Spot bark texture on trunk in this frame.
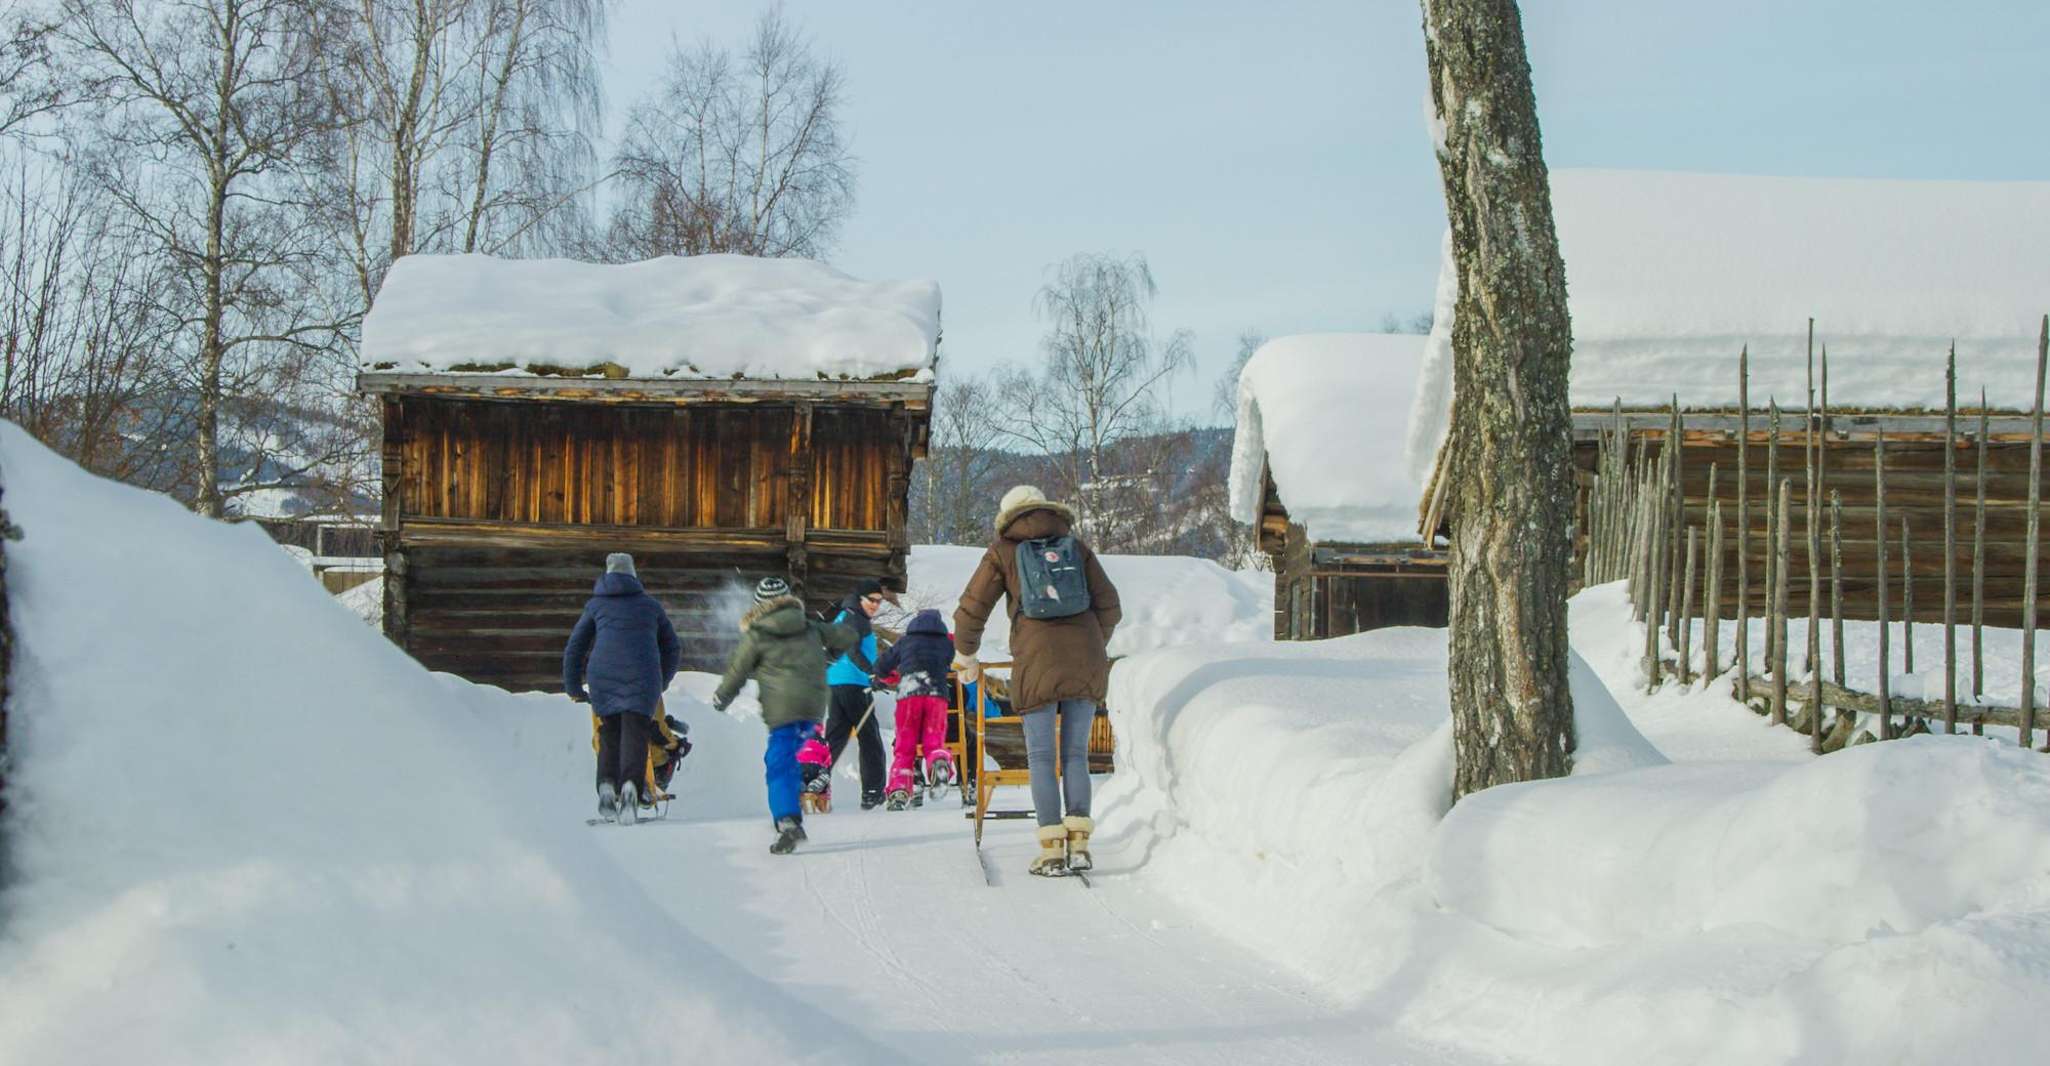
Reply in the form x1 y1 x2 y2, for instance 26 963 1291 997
1421 0 1577 799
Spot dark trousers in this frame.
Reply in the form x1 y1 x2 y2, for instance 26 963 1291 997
825 685 885 799
595 712 651 798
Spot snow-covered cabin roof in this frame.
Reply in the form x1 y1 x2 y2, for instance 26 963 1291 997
359 253 942 382
1229 333 1431 546
1406 169 2050 485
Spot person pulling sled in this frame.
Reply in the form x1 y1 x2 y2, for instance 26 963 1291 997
564 553 682 825
954 487 1121 876
710 577 856 854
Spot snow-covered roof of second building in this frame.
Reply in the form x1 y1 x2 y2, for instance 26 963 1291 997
359 253 942 381
1405 169 2050 493
1548 169 2050 409
1229 333 1431 546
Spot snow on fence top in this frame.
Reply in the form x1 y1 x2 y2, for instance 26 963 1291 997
1406 169 2050 484
360 253 942 381
1230 332 1431 545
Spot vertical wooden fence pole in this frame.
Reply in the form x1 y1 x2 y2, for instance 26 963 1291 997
1973 391 1988 699
1667 399 1685 647
1903 517 1915 676
1707 500 1725 680
2022 314 2047 749
1805 327 1818 677
1767 400 1782 678
1876 430 1893 740
1829 490 1845 688
1772 478 1792 727
1808 356 1824 753
1680 527 1698 685
1736 348 1752 702
1943 346 1958 733
1645 482 1666 690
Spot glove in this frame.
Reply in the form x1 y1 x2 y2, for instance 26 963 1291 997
568 691 589 705
954 655 980 683
710 693 732 714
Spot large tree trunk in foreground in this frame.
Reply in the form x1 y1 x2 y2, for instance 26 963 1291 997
1421 0 1577 799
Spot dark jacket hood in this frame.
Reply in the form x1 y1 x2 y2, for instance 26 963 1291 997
593 572 646 597
905 608 948 637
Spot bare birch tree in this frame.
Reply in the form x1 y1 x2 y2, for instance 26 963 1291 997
603 7 852 260
1420 0 1577 798
920 373 1003 545
0 152 184 486
57 0 359 517
995 251 1192 547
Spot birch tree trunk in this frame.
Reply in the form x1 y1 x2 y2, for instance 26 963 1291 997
1420 0 1576 798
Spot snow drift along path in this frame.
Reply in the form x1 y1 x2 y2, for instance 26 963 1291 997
0 424 881 1064
0 424 1463 1065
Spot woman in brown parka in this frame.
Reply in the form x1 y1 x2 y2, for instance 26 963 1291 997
953 485 1122 875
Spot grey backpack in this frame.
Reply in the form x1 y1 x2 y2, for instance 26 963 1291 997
1015 535 1092 620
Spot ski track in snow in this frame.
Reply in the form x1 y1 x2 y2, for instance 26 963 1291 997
587 792 1466 1065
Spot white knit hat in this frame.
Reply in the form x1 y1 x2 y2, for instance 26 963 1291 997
999 485 1047 515
605 552 636 576
754 576 791 603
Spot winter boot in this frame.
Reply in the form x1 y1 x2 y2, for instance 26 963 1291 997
1029 824 1069 877
770 816 803 855
926 755 955 789
885 789 909 812
1064 815 1094 872
860 791 884 811
596 780 618 822
617 780 639 826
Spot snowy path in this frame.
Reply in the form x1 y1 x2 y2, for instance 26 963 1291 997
589 790 1466 1066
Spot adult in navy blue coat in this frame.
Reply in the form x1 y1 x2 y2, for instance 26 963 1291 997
564 552 681 818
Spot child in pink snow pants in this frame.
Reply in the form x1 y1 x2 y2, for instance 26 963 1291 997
871 608 958 805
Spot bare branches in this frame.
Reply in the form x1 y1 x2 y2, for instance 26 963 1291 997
992 251 1193 548
602 7 852 261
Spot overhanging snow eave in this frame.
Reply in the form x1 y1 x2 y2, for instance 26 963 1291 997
355 371 934 410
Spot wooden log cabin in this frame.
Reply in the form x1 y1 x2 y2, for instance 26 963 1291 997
356 254 940 689
1229 333 1447 640
1413 168 2050 626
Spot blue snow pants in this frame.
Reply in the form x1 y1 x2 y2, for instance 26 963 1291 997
765 721 810 825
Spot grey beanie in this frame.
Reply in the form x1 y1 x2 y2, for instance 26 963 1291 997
605 552 636 576
754 576 791 603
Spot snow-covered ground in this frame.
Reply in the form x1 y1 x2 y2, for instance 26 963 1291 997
9 423 2050 1065
1098 587 2050 1064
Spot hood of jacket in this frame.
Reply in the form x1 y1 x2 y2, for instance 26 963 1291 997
741 595 810 637
593 571 646 597
904 608 948 637
998 503 1074 542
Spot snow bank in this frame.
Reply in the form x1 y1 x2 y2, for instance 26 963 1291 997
1227 333 1432 545
1408 171 2050 479
1097 628 1660 984
361 253 941 382
1432 738 2050 950
898 544 1271 662
0 422 879 1064
1102 606 2050 1065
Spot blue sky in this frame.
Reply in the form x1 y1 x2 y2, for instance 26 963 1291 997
601 1 2050 422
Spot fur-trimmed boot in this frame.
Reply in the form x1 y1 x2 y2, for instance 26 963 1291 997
1063 815 1094 872
1029 824 1069 876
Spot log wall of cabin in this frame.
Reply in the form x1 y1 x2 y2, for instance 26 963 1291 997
1265 508 1449 642
381 396 915 689
1573 432 2050 627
